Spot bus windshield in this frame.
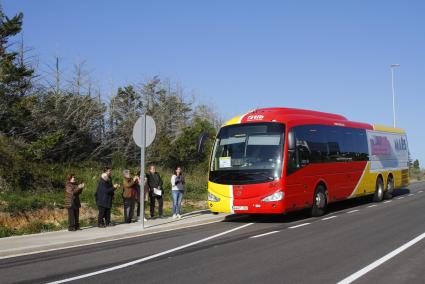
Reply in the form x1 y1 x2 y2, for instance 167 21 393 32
210 122 285 184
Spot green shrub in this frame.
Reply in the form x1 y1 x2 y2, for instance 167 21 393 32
0 225 13 238
19 220 57 235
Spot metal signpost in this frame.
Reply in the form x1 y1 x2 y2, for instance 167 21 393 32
132 114 156 229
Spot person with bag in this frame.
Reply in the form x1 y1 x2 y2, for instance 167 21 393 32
64 174 85 231
122 169 138 223
171 166 185 219
146 165 164 218
95 167 119 227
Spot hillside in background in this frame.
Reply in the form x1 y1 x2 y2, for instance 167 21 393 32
0 8 218 237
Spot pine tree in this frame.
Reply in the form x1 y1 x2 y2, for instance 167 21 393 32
413 159 420 169
0 7 34 135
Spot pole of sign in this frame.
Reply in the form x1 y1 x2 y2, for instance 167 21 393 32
139 114 146 229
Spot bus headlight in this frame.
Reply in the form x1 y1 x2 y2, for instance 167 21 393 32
262 191 284 202
208 192 220 202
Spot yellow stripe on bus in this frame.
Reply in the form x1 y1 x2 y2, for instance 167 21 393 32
224 115 243 126
373 124 406 134
208 181 233 213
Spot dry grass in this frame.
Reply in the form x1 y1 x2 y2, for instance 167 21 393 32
0 199 207 237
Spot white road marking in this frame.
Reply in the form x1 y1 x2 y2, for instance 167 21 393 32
250 231 280 239
418 191 423 193
337 231 425 284
383 200 392 203
0 218 226 260
347 210 359 214
396 197 405 200
408 193 414 196
367 204 378 208
322 216 338 220
289 223 310 229
48 223 254 283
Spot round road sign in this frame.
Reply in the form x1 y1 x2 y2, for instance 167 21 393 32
132 115 156 147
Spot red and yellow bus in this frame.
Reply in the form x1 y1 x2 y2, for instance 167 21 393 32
207 107 409 216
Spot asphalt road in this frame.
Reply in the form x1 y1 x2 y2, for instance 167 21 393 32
1 182 425 284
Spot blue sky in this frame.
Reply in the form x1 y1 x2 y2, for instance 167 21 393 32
3 1 425 165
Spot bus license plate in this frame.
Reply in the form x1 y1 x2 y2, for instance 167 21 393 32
233 206 248 211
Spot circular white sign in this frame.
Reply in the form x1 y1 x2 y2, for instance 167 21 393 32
132 115 156 147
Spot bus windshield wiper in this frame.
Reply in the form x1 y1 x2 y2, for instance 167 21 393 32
245 171 274 181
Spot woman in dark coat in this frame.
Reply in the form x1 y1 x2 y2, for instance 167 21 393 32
64 174 85 231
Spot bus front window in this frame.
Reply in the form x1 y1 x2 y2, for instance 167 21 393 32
210 123 285 185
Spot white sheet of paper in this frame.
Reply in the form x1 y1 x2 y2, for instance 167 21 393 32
153 188 162 196
219 157 231 168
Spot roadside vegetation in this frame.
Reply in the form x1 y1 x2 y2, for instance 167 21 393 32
409 159 424 181
0 8 217 237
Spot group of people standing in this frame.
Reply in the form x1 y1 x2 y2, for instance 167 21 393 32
64 165 186 231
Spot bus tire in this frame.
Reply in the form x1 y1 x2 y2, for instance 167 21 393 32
211 212 219 215
311 185 327 217
373 177 384 202
384 175 394 200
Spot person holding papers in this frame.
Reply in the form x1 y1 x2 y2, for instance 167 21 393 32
146 165 164 219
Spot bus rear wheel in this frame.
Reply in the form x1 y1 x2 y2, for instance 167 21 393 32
384 176 394 200
311 185 327 217
373 177 384 202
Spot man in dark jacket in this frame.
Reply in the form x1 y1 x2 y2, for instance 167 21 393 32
95 167 119 227
146 165 164 218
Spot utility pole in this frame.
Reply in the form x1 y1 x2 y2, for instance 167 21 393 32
390 64 400 128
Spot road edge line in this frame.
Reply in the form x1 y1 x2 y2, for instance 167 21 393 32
337 231 425 284
48 222 254 284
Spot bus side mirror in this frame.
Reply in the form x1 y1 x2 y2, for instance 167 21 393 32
288 130 295 150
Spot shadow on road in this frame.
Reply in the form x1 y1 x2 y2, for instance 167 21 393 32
223 188 411 224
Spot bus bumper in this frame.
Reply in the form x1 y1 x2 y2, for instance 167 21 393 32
208 194 286 214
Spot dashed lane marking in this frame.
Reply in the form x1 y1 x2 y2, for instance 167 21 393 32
408 194 414 196
250 231 280 239
367 205 378 208
383 200 392 203
396 197 405 200
322 216 338 221
418 191 423 193
347 210 359 214
289 223 311 229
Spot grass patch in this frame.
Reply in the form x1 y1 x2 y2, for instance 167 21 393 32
410 168 424 181
0 162 209 236
0 225 14 238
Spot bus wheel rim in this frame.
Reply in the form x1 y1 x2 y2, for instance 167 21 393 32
378 183 383 199
316 192 325 208
388 179 393 191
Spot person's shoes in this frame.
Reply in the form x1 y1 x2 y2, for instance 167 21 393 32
68 228 76 231
144 217 147 222
172 214 177 219
106 223 115 227
159 215 165 219
177 214 181 219
98 223 106 228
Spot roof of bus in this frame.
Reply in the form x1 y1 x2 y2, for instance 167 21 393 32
224 107 406 134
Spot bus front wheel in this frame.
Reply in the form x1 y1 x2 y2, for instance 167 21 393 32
311 185 327 217
373 177 384 202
